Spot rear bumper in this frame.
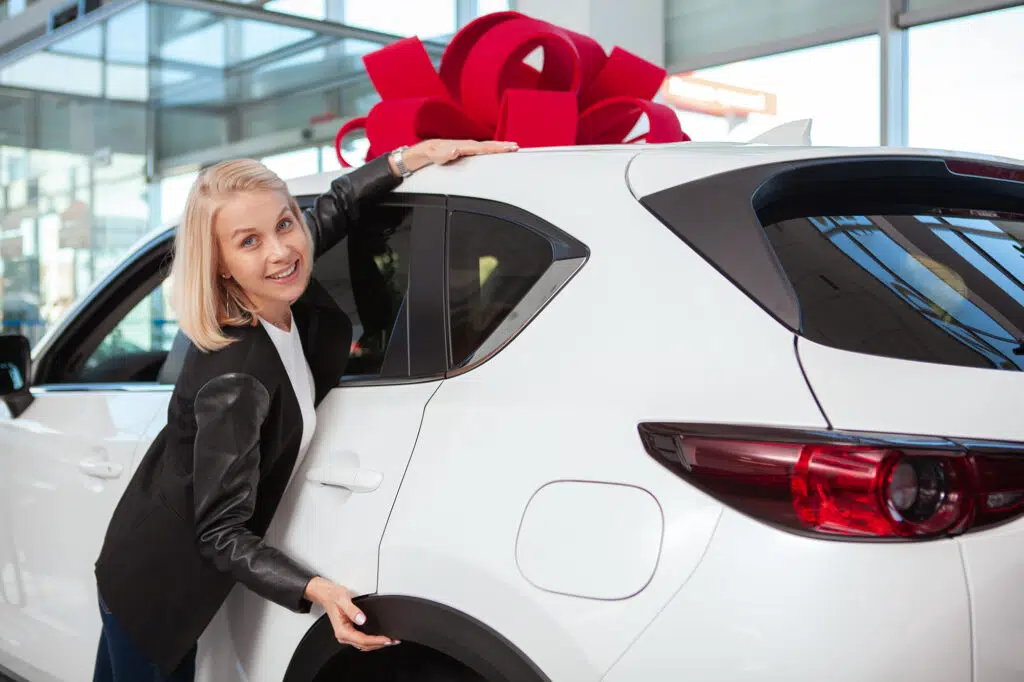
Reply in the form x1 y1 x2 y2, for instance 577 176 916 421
603 509 972 681
958 518 1024 682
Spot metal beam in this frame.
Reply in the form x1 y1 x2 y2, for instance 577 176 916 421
880 0 909 147
159 0 448 53
0 0 446 73
0 0 146 70
665 21 877 74
0 0 77 54
898 0 1024 28
155 115 351 175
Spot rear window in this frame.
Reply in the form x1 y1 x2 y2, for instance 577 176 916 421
764 210 1024 370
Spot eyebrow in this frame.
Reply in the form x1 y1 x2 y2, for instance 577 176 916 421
230 206 291 237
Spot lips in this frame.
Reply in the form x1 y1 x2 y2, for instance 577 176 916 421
267 261 299 282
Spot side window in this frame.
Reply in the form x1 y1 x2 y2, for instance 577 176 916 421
448 211 554 367
311 204 412 377
77 279 179 383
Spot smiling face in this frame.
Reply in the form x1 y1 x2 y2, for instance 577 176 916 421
214 189 311 325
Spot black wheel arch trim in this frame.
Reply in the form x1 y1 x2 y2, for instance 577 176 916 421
282 594 551 682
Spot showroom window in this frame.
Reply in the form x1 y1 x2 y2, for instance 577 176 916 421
908 5 1024 160
447 211 554 368
667 36 880 146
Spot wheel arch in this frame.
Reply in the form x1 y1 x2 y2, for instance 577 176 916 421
282 594 551 682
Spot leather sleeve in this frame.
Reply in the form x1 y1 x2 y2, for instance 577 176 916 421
302 154 402 260
192 373 314 613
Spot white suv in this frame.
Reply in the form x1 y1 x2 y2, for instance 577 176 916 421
3 143 1024 682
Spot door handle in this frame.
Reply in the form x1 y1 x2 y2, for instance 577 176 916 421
306 467 382 493
78 458 123 479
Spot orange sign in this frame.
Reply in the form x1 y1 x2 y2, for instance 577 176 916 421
661 74 777 118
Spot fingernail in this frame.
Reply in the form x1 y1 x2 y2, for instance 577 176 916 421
355 613 366 626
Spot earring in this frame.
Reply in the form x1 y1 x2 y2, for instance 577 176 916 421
221 273 231 279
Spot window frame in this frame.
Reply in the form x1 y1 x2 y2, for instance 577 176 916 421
639 154 1024 371
327 193 449 386
30 229 176 392
27 193 590 391
443 196 590 377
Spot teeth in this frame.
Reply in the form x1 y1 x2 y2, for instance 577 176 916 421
269 263 296 280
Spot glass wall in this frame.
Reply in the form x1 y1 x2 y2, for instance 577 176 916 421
0 0 505 348
669 36 880 147
263 0 509 36
908 4 1024 160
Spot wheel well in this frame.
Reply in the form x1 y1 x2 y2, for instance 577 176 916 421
282 595 550 682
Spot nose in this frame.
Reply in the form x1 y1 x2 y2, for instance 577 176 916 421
268 233 291 262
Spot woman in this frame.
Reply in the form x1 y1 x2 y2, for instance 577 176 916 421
92 138 518 682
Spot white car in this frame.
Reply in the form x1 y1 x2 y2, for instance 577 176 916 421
3 141 1024 682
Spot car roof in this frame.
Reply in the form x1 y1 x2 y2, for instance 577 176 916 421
127 140 1024 272
288 141 1024 200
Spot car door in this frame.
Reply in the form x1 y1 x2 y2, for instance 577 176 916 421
194 195 451 682
0 234 178 682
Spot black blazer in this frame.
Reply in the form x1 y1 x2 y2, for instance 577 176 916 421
94 155 401 675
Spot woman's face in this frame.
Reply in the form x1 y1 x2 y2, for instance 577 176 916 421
215 189 311 318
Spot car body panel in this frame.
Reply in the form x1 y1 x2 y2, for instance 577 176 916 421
4 143 1024 681
603 509 972 681
0 388 169 682
798 337 1024 441
194 381 441 682
379 151 828 678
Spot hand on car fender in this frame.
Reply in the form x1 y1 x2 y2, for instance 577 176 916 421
304 577 398 651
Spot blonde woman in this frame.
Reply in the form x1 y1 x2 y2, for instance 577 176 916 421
92 139 518 682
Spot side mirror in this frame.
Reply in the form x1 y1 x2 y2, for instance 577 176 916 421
0 334 33 418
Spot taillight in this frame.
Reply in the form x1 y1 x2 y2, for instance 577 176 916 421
639 424 1024 539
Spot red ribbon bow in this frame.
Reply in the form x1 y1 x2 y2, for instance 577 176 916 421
335 10 689 167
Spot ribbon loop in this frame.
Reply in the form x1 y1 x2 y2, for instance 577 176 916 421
336 10 689 167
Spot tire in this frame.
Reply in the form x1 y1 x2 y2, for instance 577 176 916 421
313 641 486 682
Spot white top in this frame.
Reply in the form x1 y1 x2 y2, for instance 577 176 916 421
259 315 317 491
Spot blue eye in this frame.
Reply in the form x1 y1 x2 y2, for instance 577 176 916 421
277 218 293 231
241 235 257 248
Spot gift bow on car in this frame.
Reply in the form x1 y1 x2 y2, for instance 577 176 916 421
335 10 690 167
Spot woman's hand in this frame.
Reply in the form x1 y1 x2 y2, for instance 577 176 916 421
395 139 519 175
304 576 398 651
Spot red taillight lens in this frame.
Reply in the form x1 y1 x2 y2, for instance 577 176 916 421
792 447 972 537
640 425 1024 540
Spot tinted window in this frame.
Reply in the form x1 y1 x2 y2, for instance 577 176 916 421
448 211 553 367
311 203 411 377
764 210 1024 370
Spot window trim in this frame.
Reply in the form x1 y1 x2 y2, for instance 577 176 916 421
444 197 590 377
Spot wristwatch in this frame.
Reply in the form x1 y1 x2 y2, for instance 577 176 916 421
390 146 412 178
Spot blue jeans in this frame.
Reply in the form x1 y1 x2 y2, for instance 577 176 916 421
93 593 197 682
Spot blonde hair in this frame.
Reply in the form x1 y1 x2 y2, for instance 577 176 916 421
170 159 309 352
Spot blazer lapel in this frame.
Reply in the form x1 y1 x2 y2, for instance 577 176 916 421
294 280 353 405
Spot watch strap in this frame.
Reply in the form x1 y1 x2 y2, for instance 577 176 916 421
391 146 412 178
